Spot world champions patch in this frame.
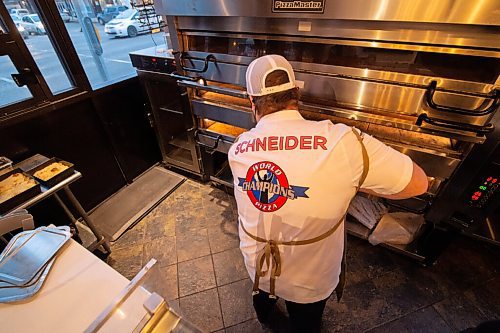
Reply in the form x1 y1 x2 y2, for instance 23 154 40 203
238 161 309 212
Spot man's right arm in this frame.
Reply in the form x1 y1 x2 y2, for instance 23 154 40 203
345 129 429 200
360 162 428 200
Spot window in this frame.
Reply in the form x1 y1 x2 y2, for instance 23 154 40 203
4 0 73 94
1 0 166 118
1 0 82 117
0 55 33 108
61 1 165 88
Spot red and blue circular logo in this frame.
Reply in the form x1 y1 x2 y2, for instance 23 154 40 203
237 161 309 212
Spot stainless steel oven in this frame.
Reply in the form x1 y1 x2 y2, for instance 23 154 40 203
153 0 500 262
130 48 202 175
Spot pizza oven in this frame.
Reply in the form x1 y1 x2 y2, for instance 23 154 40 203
143 0 500 262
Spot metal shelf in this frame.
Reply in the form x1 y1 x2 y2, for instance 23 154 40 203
168 133 191 150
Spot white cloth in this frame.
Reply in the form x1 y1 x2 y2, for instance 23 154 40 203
228 110 413 303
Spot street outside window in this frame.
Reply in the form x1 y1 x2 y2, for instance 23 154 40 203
58 0 165 88
0 55 33 108
2 0 165 97
2 0 73 98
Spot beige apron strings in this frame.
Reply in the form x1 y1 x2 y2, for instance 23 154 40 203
242 127 369 299
352 128 369 190
241 213 346 297
335 127 369 301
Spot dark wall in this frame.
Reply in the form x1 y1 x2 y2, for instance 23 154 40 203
0 77 161 224
93 79 160 183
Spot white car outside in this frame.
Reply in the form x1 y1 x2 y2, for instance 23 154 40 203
9 8 29 17
104 9 161 38
10 14 29 38
21 14 46 35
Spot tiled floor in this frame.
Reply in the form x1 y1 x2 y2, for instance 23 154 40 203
106 179 500 332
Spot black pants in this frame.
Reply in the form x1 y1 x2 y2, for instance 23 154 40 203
253 289 328 333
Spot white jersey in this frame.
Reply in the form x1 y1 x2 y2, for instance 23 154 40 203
228 110 413 303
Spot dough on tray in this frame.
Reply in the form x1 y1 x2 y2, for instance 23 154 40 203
33 162 69 181
0 173 37 204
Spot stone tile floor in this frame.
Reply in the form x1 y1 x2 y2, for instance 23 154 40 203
106 179 500 332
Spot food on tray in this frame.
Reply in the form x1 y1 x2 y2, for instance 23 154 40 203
207 122 246 137
202 92 251 108
33 162 69 181
0 173 37 204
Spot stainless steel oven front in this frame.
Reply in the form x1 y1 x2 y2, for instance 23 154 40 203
155 0 500 262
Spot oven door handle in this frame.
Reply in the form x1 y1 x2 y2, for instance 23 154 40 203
194 129 223 153
169 72 199 81
425 81 500 116
181 53 217 73
416 113 494 135
178 80 249 99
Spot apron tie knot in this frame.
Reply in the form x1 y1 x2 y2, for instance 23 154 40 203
253 240 282 298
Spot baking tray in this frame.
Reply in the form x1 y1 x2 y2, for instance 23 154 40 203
0 258 54 303
27 158 75 187
0 226 69 263
0 255 52 289
0 169 41 215
0 226 70 286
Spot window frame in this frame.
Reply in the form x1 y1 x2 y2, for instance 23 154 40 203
0 0 91 121
1 0 157 123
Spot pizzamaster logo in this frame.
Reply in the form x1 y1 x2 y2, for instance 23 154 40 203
274 1 323 9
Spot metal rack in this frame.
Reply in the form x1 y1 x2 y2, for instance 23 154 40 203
1 155 111 254
131 0 166 34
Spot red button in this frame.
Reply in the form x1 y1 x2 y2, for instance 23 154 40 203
493 179 497 183
474 191 482 196
487 177 492 181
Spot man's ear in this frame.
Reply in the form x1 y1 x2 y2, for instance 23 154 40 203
250 96 256 113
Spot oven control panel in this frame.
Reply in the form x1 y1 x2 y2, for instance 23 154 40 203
130 53 177 73
468 162 500 209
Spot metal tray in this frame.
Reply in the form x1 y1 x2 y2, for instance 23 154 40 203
0 255 51 289
191 100 255 129
0 226 70 286
0 258 54 303
0 226 69 263
0 156 12 171
27 158 75 188
0 169 41 215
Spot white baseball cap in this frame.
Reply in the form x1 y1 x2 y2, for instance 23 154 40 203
246 54 297 96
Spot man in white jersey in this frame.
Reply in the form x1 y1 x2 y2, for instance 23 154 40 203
228 54 428 332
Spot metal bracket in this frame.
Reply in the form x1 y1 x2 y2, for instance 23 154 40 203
11 68 38 87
